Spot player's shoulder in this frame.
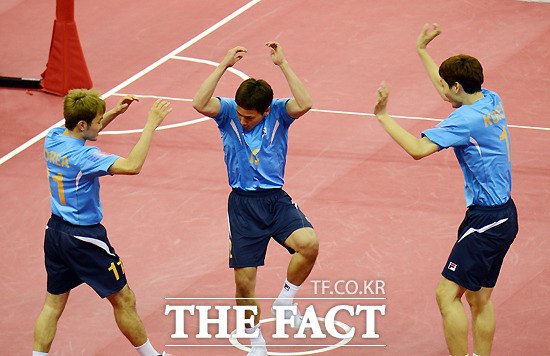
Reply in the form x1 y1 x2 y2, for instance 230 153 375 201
219 97 236 108
269 98 293 118
272 98 290 108
45 126 64 141
65 145 101 163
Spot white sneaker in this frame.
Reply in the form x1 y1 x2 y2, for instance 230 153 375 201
270 302 304 330
160 352 172 356
247 344 268 356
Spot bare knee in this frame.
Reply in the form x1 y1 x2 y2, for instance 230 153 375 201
435 283 449 310
435 278 465 314
234 268 257 298
466 288 493 313
108 285 136 310
289 228 319 260
41 292 69 320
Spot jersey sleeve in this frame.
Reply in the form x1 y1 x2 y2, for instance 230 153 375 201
79 147 120 178
422 111 471 150
213 97 236 128
272 98 294 127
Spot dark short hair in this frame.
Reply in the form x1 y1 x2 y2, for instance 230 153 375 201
63 89 106 130
439 54 484 94
235 78 273 114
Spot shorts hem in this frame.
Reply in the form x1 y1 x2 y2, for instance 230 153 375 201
441 272 481 292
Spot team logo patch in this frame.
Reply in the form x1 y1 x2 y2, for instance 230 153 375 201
448 262 457 271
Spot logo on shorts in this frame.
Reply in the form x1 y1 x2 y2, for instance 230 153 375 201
448 262 457 271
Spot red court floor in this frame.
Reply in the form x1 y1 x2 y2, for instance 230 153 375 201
1 0 549 355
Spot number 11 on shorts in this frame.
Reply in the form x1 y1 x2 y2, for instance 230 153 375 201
108 258 125 280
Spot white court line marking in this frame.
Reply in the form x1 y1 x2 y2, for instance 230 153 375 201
164 297 386 300
99 117 211 135
227 317 355 355
0 0 263 166
103 92 550 135
172 56 250 80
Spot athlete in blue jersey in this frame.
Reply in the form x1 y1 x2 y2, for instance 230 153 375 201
193 42 318 356
373 25 518 356
34 89 172 356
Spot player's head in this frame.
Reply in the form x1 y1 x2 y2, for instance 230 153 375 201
235 78 273 115
63 89 106 130
439 54 484 94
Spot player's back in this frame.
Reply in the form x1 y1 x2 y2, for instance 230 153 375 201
44 127 117 225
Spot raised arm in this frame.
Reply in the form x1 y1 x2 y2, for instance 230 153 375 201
374 82 438 160
267 42 312 119
416 23 447 101
99 95 140 131
109 99 172 175
192 46 248 117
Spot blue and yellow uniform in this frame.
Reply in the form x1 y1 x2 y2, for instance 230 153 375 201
44 127 126 297
214 98 313 268
422 89 519 290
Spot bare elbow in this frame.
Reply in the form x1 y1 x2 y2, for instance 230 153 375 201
126 161 145 174
302 98 313 113
410 147 434 160
297 101 313 117
126 166 142 175
191 99 202 112
109 159 143 175
408 147 427 160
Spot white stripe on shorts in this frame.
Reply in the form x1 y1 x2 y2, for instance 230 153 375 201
457 218 509 244
73 235 116 256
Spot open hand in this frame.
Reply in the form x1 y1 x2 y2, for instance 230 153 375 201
266 42 287 66
147 99 172 129
374 82 389 117
416 23 441 50
115 95 139 115
221 46 247 68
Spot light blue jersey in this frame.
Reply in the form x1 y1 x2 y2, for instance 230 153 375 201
213 98 294 190
422 89 512 207
44 127 120 225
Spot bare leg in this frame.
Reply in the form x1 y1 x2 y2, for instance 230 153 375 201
284 227 319 285
466 287 495 356
436 277 468 356
234 267 260 325
33 291 70 352
107 284 148 347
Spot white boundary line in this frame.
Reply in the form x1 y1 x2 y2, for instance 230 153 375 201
164 345 386 347
165 297 386 300
2 0 548 165
228 317 355 355
101 92 550 135
0 0 263 166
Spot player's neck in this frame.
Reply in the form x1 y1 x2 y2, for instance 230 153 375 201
461 91 484 106
62 128 86 142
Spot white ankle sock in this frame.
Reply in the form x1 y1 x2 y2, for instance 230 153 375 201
275 279 300 305
246 323 265 345
135 338 159 356
32 352 48 356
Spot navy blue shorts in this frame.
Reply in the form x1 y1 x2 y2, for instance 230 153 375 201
442 198 518 291
44 214 127 298
228 188 313 268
